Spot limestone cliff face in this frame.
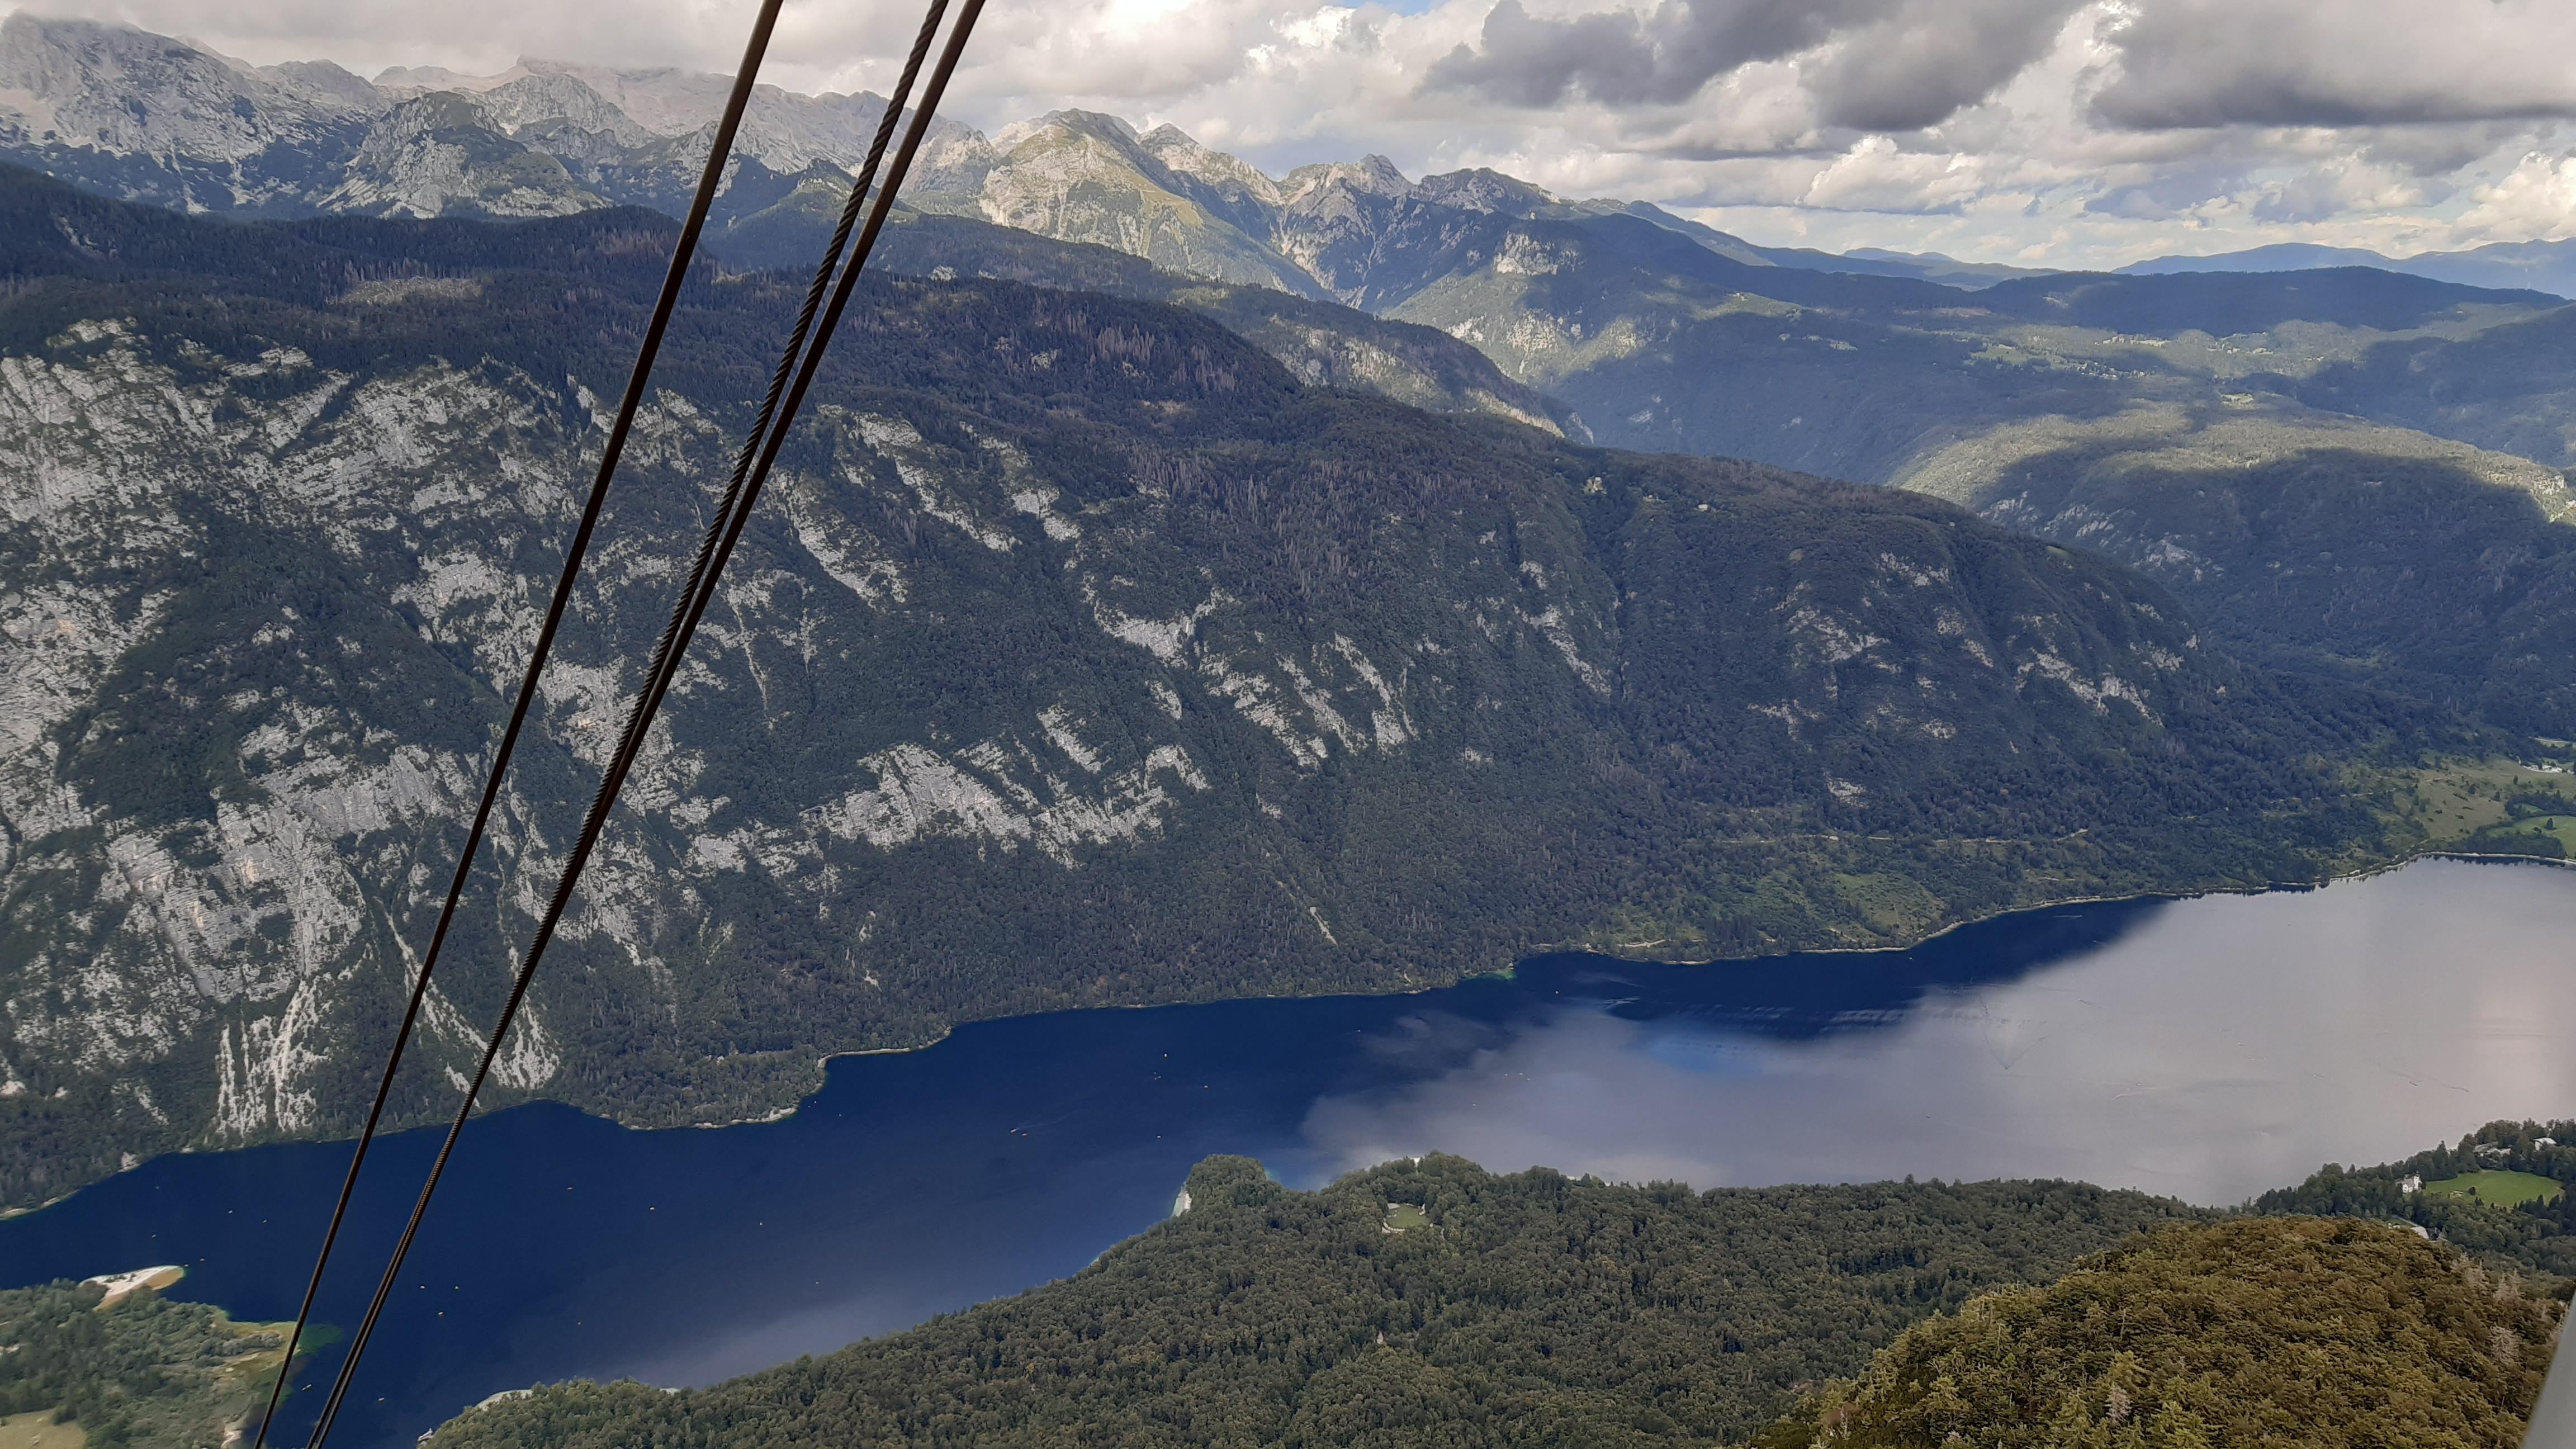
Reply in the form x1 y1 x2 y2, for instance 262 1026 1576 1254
0 300 1608 1199
0 13 381 164
0 192 2367 1207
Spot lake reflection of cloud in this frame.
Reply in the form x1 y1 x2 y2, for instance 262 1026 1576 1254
1301 860 2576 1204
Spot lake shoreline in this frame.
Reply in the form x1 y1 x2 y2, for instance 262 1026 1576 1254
24 847 2569 1219
15 855 2576 1449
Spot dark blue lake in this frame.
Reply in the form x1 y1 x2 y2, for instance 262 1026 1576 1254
9 858 2576 1448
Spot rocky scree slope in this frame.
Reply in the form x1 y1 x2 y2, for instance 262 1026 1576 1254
0 197 2402 1208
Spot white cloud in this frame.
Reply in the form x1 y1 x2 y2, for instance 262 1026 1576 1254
2092 0 2576 130
2457 152 2576 245
1800 136 1995 213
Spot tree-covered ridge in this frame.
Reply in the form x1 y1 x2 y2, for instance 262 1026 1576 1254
2258 1120 2576 1280
0 1278 292 1449
424 1156 2210 1449
1753 1217 2559 1449
0 179 2433 1206
0 163 1567 436
1896 424 2576 741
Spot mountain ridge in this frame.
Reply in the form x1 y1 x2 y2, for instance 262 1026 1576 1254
0 13 2009 293
2122 238 2576 301
0 178 2446 1208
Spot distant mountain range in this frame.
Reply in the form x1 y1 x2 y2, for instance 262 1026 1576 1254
16 11 2576 737
0 13 2043 297
18 12 2576 744
2121 240 2576 301
11 13 2572 323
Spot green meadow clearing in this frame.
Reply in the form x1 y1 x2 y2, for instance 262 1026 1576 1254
2422 1169 2564 1208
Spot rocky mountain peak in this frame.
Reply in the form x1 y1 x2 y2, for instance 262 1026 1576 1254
318 89 601 218
470 71 658 148
1281 154 1414 205
0 13 361 159
1138 122 1283 208
995 107 1138 151
0 15 2058 304
515 57 742 136
373 61 528 97
1414 167 1554 216
259 58 386 116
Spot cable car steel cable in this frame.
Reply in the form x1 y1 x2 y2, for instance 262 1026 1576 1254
592 0 952 833
293 3 989 1443
245 6 787 1446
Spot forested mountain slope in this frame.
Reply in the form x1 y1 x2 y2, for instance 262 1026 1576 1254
22 24 2576 749
32 1125 2566 1449
0 164 1569 437
425 1156 2210 1449
2287 303 2576 472
422 1139 2573 1449
0 188 2425 1206
1897 414 2576 737
1754 1216 2557 1449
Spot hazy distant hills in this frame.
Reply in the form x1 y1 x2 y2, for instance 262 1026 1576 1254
2123 239 2576 301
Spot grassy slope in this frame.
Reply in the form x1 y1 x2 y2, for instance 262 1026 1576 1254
2427 1171 2566 1209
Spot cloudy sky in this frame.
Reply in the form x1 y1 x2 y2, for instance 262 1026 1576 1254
59 0 2576 267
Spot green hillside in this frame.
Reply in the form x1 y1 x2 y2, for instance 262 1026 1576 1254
2258 1120 2576 1278
1894 416 2576 738
420 1139 2576 1449
424 1157 2209 1449
0 1277 296 1449
2427 1171 2565 1209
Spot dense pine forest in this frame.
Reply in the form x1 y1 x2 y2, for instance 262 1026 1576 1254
424 1156 2210 1449
1752 1216 2557 1449
409 1124 2576 1449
